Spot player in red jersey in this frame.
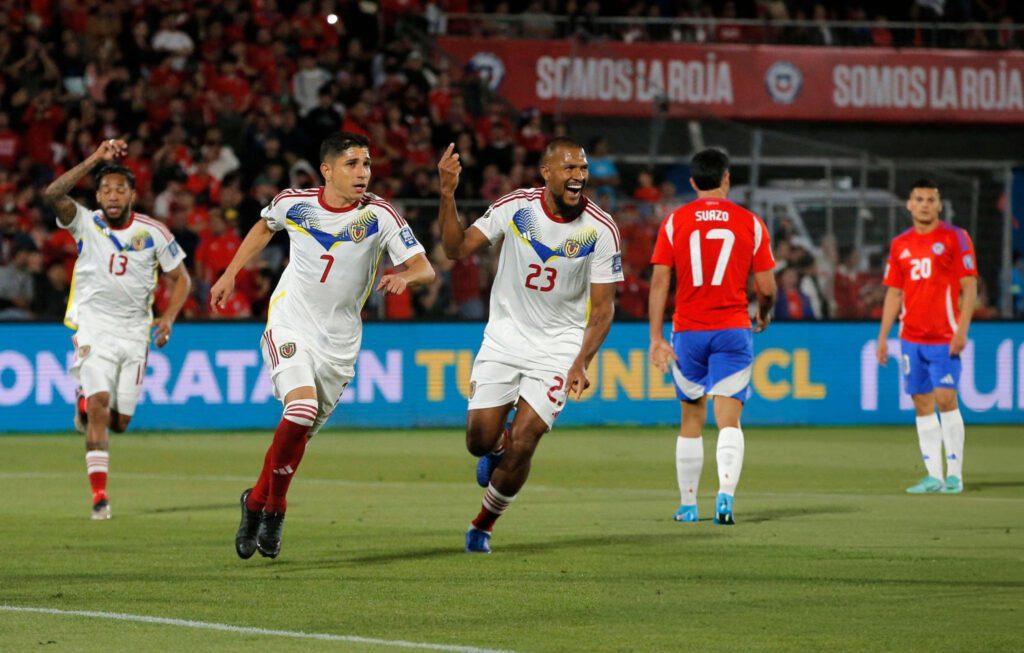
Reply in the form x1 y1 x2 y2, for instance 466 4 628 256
648 148 776 525
877 179 977 494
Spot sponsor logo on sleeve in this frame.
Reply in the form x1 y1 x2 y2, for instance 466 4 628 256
963 254 974 270
399 226 417 248
612 253 623 274
168 241 180 257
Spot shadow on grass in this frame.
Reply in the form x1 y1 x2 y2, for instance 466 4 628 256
967 481 1024 491
140 503 238 514
283 532 721 568
741 504 860 524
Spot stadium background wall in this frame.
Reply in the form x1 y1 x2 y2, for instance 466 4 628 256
0 323 1021 432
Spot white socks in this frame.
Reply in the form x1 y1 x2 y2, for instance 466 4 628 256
939 409 965 479
675 436 703 506
915 414 944 479
716 427 744 497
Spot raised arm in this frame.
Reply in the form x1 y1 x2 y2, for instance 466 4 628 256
209 219 274 311
44 139 127 226
566 282 617 399
437 143 491 260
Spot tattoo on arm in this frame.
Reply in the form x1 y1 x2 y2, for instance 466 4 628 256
44 156 98 225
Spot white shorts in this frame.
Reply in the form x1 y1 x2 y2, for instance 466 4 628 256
260 327 353 436
468 358 569 429
70 328 148 416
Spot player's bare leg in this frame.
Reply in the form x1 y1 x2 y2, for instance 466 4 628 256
907 392 945 493
465 401 547 553
108 410 132 433
710 395 745 525
84 392 112 520
933 388 964 493
466 403 513 487
238 385 318 560
674 398 707 523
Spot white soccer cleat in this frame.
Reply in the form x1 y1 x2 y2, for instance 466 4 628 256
91 499 111 521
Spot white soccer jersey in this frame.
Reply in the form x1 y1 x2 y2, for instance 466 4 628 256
61 202 185 341
262 188 425 366
471 189 623 371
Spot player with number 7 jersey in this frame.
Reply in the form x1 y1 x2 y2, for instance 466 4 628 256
437 138 623 553
210 133 434 560
648 148 777 527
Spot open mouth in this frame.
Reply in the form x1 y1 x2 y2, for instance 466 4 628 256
565 182 583 201
353 183 367 193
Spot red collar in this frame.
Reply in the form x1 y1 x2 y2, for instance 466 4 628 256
318 186 360 213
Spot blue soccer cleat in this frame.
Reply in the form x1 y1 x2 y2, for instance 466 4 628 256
673 504 699 522
906 475 944 494
475 451 504 488
465 527 492 553
943 475 963 494
713 492 735 525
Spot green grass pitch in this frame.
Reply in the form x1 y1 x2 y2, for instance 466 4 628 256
1 426 1022 652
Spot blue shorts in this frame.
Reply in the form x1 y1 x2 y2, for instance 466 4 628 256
900 340 961 396
671 329 753 403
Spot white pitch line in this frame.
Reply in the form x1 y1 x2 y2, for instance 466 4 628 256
0 605 516 653
0 471 1021 503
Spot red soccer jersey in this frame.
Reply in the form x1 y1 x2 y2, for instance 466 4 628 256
883 221 977 344
651 197 775 331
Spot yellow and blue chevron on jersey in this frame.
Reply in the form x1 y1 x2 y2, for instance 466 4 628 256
286 203 379 251
510 207 597 262
90 215 155 251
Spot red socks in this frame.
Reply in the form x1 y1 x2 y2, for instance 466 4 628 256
85 451 109 504
247 399 318 514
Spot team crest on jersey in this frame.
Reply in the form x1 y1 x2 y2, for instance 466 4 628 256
279 342 296 358
349 224 367 242
286 204 380 250
932 242 945 255
77 345 91 359
469 380 477 399
130 230 154 251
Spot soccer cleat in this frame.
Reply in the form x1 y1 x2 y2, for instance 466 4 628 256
90 498 111 521
475 450 505 488
475 426 509 488
256 511 285 558
943 475 963 494
673 504 699 522
73 387 88 434
713 492 735 525
235 488 261 559
906 475 944 494
464 527 492 553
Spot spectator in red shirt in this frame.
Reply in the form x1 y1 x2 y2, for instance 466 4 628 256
194 208 241 288
21 90 64 168
381 266 414 319
617 261 650 319
451 255 484 319
0 112 20 169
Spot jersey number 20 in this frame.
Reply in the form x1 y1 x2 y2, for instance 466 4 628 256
690 229 735 287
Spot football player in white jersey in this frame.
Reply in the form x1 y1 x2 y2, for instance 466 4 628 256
44 138 192 521
210 132 434 559
437 137 624 553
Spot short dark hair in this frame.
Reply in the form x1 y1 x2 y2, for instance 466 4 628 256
908 178 939 196
542 137 584 163
95 164 136 189
690 148 729 191
320 132 370 164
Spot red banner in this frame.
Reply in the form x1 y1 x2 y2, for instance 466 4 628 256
438 37 1024 124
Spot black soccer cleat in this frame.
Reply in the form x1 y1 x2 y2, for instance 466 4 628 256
235 488 261 559
256 511 285 559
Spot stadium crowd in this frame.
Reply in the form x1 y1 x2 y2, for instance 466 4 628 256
0 1 1018 324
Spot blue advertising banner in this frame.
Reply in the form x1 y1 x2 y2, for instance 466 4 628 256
0 322 1021 432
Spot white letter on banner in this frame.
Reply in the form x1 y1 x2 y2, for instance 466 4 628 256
216 350 259 404
536 56 553 99
959 340 1012 411
861 339 911 411
170 351 223 404
35 351 77 405
1018 343 1024 409
357 350 402 403
141 352 170 404
249 365 275 404
0 351 33 406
